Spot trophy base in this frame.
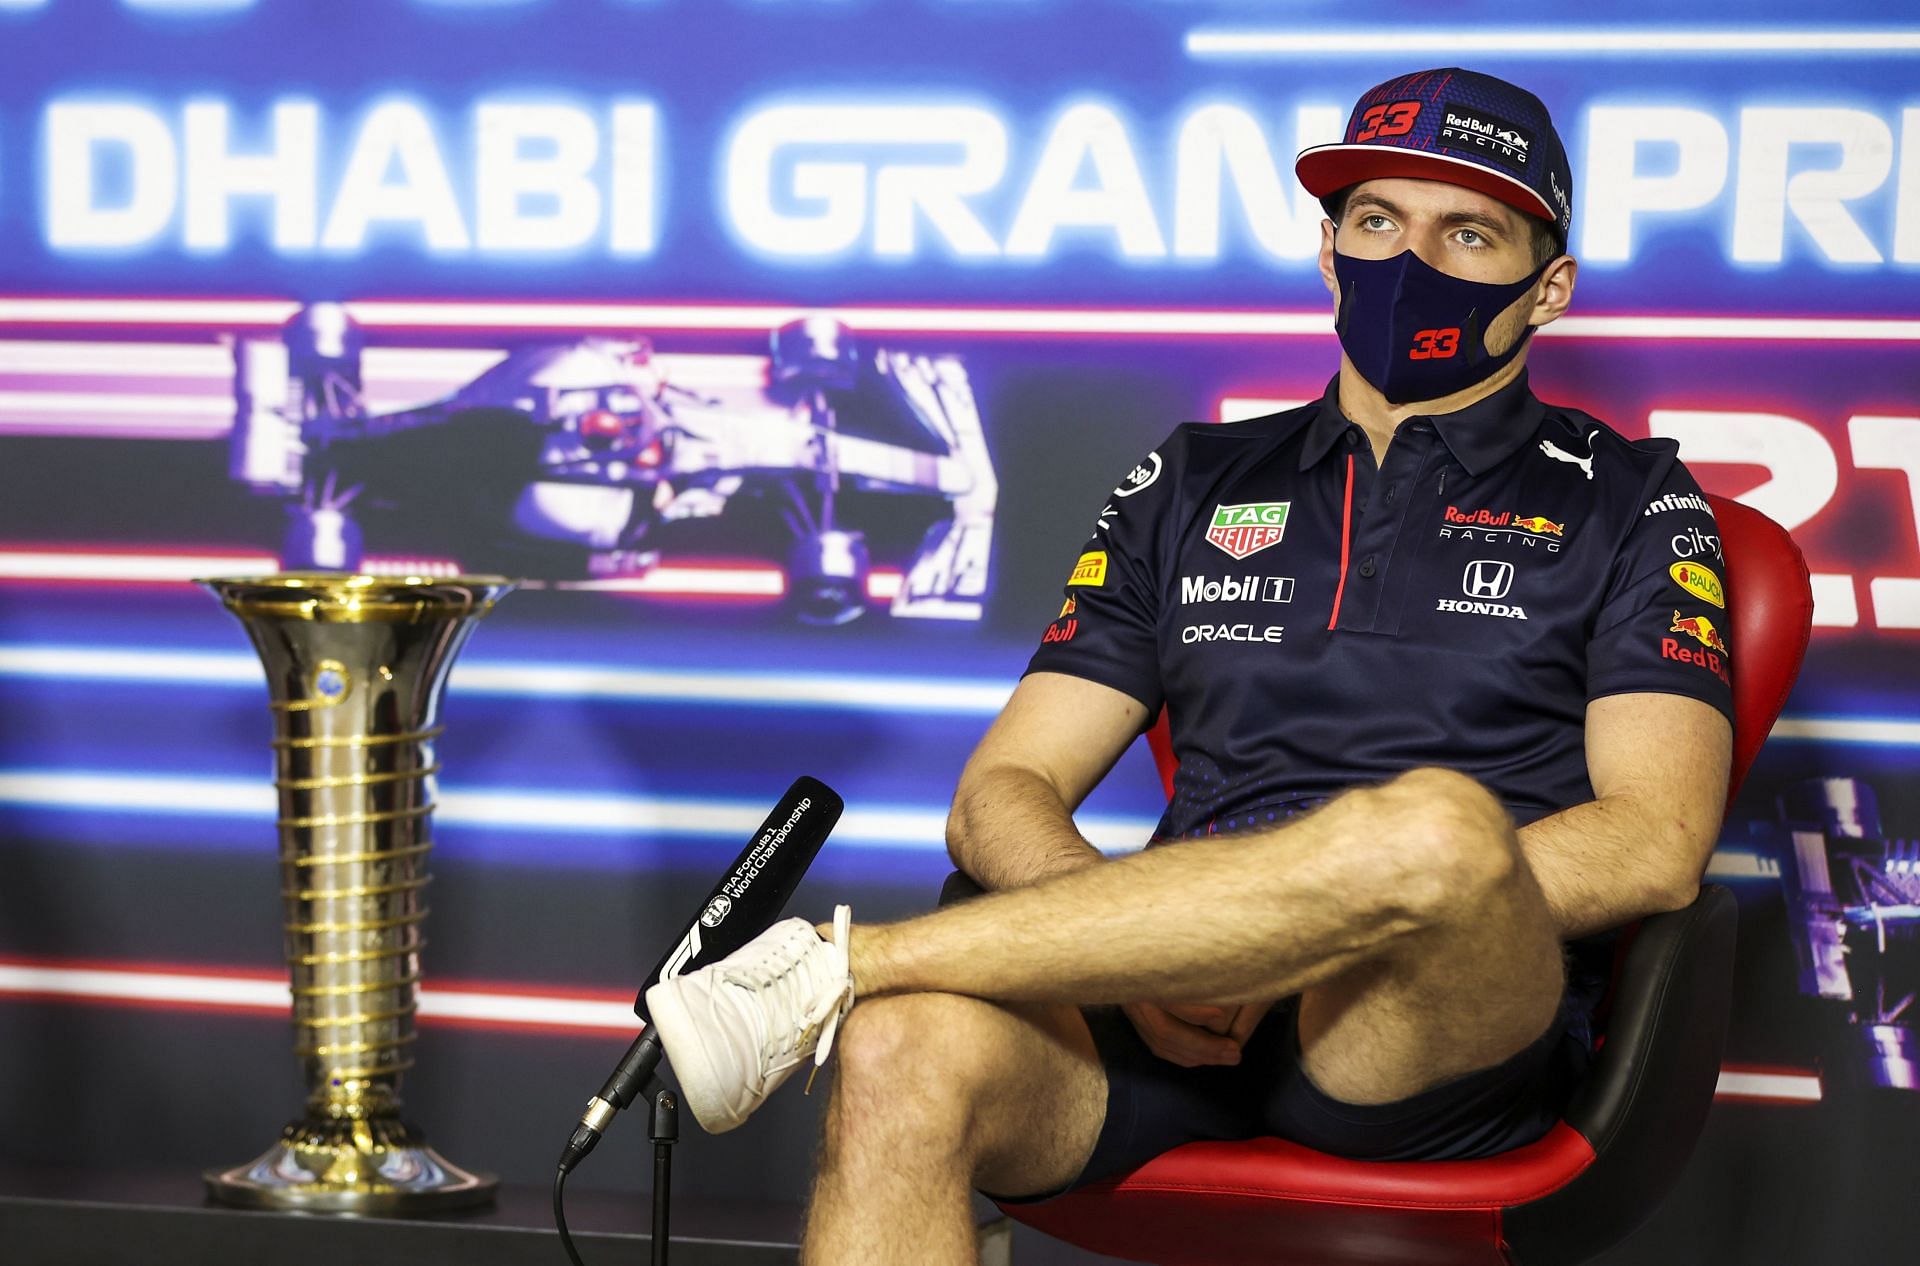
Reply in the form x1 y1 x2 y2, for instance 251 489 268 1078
205 1116 497 1215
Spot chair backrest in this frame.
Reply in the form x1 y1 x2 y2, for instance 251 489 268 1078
1709 492 1813 806
1145 492 1813 812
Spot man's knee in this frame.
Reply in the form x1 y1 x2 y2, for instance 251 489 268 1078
827 993 998 1145
1359 767 1522 926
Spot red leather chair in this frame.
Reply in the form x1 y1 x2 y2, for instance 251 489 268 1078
959 494 1813 1266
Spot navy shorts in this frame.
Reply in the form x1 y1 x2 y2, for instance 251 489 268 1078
991 990 1594 1203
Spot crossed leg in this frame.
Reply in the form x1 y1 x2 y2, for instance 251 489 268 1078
800 767 1567 1264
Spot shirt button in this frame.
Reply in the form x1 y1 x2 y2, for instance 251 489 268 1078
1359 556 1377 578
1385 485 1397 505
1343 431 1360 448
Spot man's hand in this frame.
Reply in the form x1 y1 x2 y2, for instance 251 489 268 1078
1123 1000 1277 1067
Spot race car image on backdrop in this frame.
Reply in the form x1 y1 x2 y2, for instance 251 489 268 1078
232 306 996 625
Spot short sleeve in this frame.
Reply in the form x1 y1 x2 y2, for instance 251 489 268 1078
1585 457 1735 724
1023 431 1183 715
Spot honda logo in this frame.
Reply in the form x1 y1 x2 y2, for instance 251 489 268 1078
1462 559 1514 600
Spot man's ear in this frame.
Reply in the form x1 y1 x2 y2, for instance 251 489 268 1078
1318 219 1339 302
1526 254 1579 329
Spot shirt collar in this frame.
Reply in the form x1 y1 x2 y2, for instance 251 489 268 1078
1297 369 1548 477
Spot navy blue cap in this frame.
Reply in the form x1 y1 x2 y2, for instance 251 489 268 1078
1296 68 1572 243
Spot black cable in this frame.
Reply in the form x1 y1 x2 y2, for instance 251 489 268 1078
552 1032 668 1264
554 1165 588 1266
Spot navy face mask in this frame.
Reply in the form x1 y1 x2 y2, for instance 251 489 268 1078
1332 247 1550 405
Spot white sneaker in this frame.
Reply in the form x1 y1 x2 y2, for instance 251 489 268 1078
644 905 855 1134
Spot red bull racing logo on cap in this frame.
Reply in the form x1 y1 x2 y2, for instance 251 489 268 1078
1440 101 1534 170
1206 502 1290 561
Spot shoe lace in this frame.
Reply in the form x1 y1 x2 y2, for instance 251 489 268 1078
715 905 854 1083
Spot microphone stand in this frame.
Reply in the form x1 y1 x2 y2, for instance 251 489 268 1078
645 1077 679 1266
556 1032 679 1266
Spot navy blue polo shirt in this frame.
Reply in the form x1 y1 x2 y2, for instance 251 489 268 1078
1028 367 1733 845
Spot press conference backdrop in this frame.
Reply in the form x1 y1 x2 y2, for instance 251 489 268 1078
0 3 1914 1262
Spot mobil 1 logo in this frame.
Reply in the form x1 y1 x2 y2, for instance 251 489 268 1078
1180 575 1295 605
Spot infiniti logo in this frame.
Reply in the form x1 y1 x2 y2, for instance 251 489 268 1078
1462 559 1514 600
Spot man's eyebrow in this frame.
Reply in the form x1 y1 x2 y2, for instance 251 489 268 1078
1438 208 1517 237
1344 194 1403 220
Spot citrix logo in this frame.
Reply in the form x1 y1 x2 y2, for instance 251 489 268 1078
1670 525 1723 561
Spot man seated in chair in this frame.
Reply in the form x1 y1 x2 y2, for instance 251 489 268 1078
646 68 1735 1265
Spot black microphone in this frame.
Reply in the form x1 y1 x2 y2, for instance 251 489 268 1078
558 776 844 1173
637 774 844 1014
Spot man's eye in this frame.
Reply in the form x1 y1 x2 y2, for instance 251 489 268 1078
1362 214 1390 230
1458 229 1486 248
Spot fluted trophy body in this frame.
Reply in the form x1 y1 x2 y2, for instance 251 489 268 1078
199 573 514 1213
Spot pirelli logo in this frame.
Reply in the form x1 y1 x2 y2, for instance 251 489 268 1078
1068 551 1108 587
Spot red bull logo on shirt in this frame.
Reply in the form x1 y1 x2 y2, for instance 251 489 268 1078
1043 595 1078 643
1205 502 1290 561
1669 610 1730 654
1443 506 1511 527
1438 506 1567 551
1663 610 1730 685
1441 506 1563 537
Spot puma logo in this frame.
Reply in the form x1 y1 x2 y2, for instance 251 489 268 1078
1539 434 1596 480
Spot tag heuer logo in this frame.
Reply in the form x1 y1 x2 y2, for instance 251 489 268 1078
1205 502 1290 560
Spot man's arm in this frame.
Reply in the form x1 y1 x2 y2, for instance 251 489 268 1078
948 671 1255 1066
947 671 1150 892
1516 691 1733 941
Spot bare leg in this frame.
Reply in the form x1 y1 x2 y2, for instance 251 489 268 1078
802 993 1106 1266
850 767 1516 1012
800 766 1567 1266
1295 805 1566 1103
